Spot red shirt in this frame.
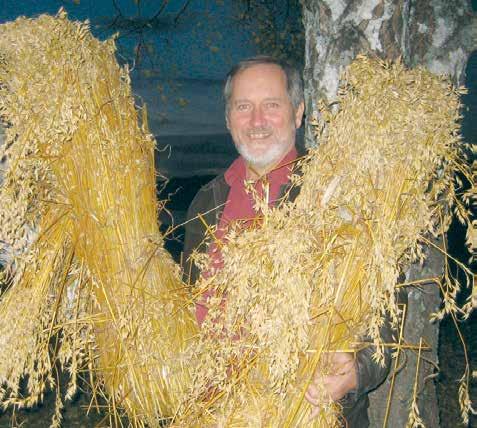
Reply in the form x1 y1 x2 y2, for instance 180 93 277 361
196 147 298 325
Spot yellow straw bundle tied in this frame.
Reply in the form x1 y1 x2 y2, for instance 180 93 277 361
0 11 197 425
183 56 474 426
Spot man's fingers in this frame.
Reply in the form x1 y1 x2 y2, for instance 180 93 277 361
321 375 342 401
306 384 333 421
305 384 320 406
309 404 321 420
305 392 319 407
305 382 334 406
306 353 358 412
306 387 323 422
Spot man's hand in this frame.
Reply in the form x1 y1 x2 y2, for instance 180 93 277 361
305 352 358 418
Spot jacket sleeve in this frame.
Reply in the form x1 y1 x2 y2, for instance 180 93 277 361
343 285 407 406
182 175 229 286
182 191 207 286
353 316 393 399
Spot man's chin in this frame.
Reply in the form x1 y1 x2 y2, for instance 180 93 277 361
236 142 290 169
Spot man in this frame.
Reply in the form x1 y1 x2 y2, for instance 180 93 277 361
183 56 391 427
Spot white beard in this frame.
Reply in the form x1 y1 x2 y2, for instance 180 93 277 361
236 143 286 169
235 131 295 170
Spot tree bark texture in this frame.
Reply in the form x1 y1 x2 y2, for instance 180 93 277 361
302 0 477 145
301 1 476 427
367 245 443 428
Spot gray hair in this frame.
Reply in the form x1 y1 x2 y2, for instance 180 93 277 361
224 56 304 116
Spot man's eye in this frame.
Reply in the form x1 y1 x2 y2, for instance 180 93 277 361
266 102 280 108
236 104 250 111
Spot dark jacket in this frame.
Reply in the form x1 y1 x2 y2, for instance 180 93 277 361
183 165 392 428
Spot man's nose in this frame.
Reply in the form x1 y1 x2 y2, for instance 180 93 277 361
251 106 266 127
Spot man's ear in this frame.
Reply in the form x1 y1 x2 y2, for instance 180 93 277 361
294 101 305 129
225 112 230 130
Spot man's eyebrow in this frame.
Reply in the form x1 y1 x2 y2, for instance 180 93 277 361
263 97 284 102
233 97 284 104
232 99 251 104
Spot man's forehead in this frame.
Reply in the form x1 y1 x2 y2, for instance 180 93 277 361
233 63 286 82
230 64 288 96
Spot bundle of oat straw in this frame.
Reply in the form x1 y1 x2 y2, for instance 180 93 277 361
183 56 474 427
0 11 197 427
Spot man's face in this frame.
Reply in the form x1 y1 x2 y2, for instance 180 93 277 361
226 64 304 174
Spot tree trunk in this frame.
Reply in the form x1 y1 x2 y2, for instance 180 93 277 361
301 1 476 426
367 244 443 427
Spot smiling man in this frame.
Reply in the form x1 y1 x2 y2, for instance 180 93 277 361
224 60 304 178
182 56 390 427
